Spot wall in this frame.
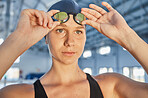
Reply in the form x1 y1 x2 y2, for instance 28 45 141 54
79 44 148 82
11 39 148 82
12 50 52 78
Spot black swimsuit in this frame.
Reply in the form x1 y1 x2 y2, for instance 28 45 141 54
34 73 104 98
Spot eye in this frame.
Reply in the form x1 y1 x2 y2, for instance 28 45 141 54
75 30 82 34
56 29 65 33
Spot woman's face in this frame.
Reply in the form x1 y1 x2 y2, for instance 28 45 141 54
46 15 86 64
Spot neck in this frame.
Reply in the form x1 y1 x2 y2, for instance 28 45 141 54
42 57 86 85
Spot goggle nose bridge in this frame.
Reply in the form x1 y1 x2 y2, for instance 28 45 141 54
52 12 86 25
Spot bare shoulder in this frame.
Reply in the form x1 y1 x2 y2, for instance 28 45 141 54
0 83 34 98
94 73 148 98
93 73 121 98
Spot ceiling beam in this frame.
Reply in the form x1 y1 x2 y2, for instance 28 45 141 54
124 1 148 16
131 20 148 29
127 13 148 24
13 0 24 32
113 0 130 8
136 27 148 34
34 0 41 9
4 0 11 39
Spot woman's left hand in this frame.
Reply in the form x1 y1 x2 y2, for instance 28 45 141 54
82 2 148 74
81 2 135 48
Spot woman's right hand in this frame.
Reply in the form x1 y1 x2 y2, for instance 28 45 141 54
14 9 60 49
0 9 60 79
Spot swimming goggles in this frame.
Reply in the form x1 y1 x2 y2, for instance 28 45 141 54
52 12 86 25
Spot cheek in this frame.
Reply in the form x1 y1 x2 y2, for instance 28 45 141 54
77 36 86 53
80 34 86 46
48 34 62 53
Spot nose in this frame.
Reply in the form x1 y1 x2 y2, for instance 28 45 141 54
64 33 75 47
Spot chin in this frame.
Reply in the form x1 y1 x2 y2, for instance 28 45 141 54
52 53 80 65
60 58 78 65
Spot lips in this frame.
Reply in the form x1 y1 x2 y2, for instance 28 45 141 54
62 52 76 56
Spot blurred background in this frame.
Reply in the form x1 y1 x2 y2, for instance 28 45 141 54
0 0 148 88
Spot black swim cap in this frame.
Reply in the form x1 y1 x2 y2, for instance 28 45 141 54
45 0 81 39
48 0 81 15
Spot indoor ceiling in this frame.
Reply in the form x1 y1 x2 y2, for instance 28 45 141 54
0 0 148 52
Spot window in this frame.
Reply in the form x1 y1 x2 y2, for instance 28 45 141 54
2 67 20 81
83 50 92 58
133 67 145 82
123 67 145 82
14 56 20 63
99 67 113 74
0 38 4 45
83 68 92 75
123 47 127 51
123 67 130 77
97 46 111 55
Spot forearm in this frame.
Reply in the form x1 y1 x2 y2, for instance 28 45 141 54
0 9 56 80
0 31 28 79
122 27 148 74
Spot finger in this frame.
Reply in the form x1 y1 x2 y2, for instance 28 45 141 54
50 21 60 30
48 10 60 29
47 15 53 28
89 4 107 15
43 21 60 36
47 14 53 29
52 21 60 28
48 10 60 16
81 11 97 21
47 10 59 28
33 10 43 25
40 11 48 27
102 2 114 11
81 8 102 19
82 20 100 31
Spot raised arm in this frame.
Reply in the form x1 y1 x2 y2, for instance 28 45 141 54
0 9 60 80
81 2 148 74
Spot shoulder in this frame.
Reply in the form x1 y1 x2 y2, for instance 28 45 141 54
94 73 148 98
94 72 130 85
94 73 123 90
0 83 34 98
93 73 121 97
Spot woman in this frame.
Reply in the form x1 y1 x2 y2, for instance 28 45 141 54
0 0 148 98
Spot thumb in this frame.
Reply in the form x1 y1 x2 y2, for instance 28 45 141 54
50 21 60 30
44 21 60 36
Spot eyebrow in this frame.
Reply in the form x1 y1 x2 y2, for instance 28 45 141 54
76 26 85 29
57 24 67 27
57 24 85 29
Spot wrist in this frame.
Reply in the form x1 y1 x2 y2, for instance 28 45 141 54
118 27 140 51
4 31 30 55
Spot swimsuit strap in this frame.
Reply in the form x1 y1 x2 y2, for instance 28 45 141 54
34 73 104 98
34 79 48 98
86 73 104 98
